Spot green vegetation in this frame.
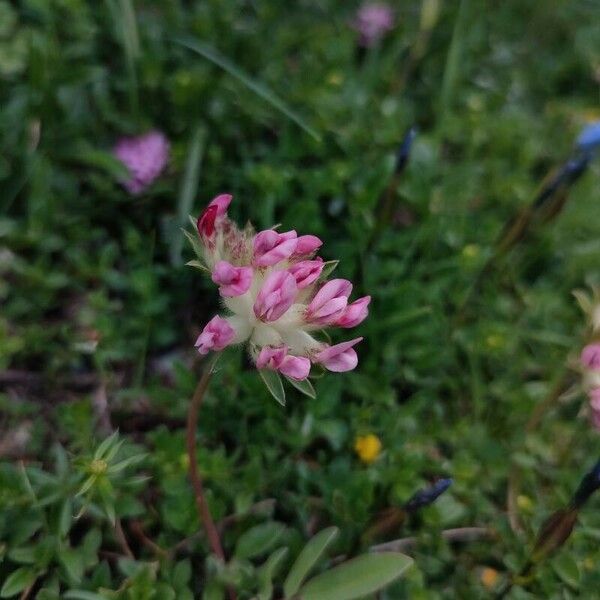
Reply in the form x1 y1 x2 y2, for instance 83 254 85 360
1 1 600 597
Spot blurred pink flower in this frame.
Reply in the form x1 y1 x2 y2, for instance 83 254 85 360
352 3 395 47
581 343 600 370
113 130 169 195
191 195 370 379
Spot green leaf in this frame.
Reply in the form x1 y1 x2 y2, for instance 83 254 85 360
0 567 37 597
94 431 120 460
235 522 286 560
552 553 580 589
77 475 97 497
107 453 146 474
185 260 208 272
318 261 339 281
297 553 413 600
59 498 73 537
283 527 339 596
64 592 111 600
174 37 320 141
170 125 205 266
173 559 192 586
285 376 316 399
58 547 84 584
257 547 289 600
69 145 130 180
183 228 206 261
258 369 286 406
8 546 36 564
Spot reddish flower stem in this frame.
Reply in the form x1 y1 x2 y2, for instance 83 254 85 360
186 356 236 600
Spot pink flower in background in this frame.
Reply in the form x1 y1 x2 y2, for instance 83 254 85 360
113 130 170 195
352 2 395 47
190 194 370 382
581 343 600 370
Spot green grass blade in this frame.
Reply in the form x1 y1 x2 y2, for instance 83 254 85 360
173 36 321 141
170 125 205 266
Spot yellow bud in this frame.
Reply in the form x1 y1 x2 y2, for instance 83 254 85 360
179 453 190 470
354 434 382 464
462 243 480 259
517 494 533 512
480 567 499 589
485 334 504 349
89 459 108 476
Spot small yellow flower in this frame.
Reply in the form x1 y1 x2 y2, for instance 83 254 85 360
354 434 382 464
480 567 499 589
517 494 533 512
461 243 480 260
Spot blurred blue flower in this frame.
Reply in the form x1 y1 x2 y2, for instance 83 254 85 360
576 121 600 153
404 478 453 512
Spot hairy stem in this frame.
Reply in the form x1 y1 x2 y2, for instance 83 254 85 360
186 357 224 560
186 356 236 600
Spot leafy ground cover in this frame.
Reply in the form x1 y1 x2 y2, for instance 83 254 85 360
1 0 600 597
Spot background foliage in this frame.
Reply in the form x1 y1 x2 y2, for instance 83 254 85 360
2 0 600 597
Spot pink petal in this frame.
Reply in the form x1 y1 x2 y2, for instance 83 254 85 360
288 259 324 289
256 346 287 369
254 271 298 322
590 388 600 410
294 235 322 257
306 279 353 324
208 193 233 216
211 260 253 297
279 355 311 380
315 337 363 372
336 296 371 328
194 316 235 355
197 204 218 237
253 230 298 267
581 343 600 370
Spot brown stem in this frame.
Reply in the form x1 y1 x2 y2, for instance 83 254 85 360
114 518 134 559
186 356 236 600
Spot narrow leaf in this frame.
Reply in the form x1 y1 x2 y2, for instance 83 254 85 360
283 527 339 596
258 547 289 600
298 553 413 600
259 369 286 406
285 376 316 399
94 431 119 460
174 36 320 141
235 522 286 560
64 592 110 600
170 125 205 266
0 567 37 597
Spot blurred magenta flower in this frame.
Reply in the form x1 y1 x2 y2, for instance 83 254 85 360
352 2 395 47
192 195 370 381
113 130 170 195
581 343 600 370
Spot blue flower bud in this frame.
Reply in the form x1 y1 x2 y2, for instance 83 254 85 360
576 121 600 153
404 477 453 512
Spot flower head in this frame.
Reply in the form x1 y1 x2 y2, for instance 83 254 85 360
352 2 395 47
190 195 369 387
354 434 382 464
113 131 169 195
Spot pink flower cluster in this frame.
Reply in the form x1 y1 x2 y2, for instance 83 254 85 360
192 195 370 381
113 131 170 195
352 2 395 47
581 343 600 429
